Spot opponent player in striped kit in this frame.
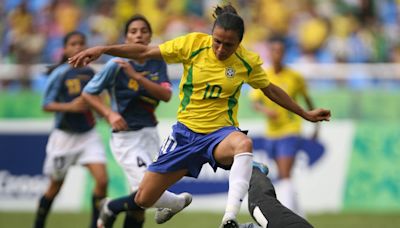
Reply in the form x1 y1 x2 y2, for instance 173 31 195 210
34 31 108 228
82 15 190 228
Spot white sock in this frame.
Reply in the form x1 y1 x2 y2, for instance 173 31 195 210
223 152 253 221
275 178 302 216
152 190 185 212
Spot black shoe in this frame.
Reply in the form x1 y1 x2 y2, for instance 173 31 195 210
97 198 116 228
220 219 239 228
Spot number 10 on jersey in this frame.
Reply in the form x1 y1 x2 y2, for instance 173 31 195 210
203 83 222 99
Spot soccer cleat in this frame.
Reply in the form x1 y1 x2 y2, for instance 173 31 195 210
97 198 116 228
252 161 269 175
239 223 262 228
220 219 239 228
154 192 192 224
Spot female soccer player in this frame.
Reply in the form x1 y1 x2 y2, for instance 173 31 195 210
81 15 188 228
249 37 319 215
69 4 330 228
34 31 108 228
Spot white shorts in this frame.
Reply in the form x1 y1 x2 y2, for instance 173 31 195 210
109 127 160 191
43 128 106 181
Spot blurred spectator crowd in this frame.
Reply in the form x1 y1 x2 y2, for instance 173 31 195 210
1 0 400 89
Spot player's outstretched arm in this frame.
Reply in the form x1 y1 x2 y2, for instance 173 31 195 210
261 83 331 122
82 92 128 131
68 44 162 68
43 97 88 113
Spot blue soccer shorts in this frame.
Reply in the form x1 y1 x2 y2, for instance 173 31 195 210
148 122 241 178
264 135 302 160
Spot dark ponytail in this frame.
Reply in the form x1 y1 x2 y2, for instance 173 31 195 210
212 3 244 41
47 31 86 75
213 4 238 17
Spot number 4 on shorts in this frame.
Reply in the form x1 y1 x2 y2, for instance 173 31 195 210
137 156 147 167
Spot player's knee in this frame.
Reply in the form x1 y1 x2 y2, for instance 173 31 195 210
134 189 154 208
134 198 152 208
235 136 253 153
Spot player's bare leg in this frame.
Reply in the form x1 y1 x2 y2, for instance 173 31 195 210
86 163 108 196
44 180 63 199
275 157 300 214
135 169 187 207
276 156 294 179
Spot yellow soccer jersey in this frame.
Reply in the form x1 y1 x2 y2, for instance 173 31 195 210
249 67 307 138
159 32 270 133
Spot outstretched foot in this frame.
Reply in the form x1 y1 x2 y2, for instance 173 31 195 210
154 192 192 224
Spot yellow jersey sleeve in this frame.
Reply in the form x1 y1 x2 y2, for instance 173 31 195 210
159 32 210 64
248 88 264 102
246 53 270 89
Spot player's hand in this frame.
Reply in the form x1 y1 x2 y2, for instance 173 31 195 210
106 111 128 131
114 59 146 81
68 46 105 68
69 97 89 112
305 108 331 122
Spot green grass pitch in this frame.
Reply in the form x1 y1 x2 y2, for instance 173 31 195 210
1 211 400 228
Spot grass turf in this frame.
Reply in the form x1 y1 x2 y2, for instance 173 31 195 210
1 211 400 228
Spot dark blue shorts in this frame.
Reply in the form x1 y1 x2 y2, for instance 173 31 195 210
264 135 302 159
253 135 325 166
148 122 240 178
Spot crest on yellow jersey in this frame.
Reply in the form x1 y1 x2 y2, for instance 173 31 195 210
225 66 235 78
